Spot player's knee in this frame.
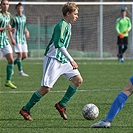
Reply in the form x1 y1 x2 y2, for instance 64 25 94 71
22 55 27 60
38 86 51 96
72 75 83 87
8 59 14 64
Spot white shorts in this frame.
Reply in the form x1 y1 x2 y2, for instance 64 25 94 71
14 44 28 53
41 56 80 88
1 44 13 55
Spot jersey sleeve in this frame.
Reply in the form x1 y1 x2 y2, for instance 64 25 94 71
116 18 121 34
54 22 67 48
10 16 16 28
127 18 132 31
24 15 27 29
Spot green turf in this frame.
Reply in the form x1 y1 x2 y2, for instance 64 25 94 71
0 59 133 133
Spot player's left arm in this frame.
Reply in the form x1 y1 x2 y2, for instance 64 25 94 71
25 27 30 39
125 18 132 33
8 16 16 45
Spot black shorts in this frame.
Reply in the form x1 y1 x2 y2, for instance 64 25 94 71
117 36 128 45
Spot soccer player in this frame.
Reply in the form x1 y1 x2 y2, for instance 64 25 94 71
91 76 133 128
116 9 131 63
20 2 83 121
11 2 30 76
0 0 17 89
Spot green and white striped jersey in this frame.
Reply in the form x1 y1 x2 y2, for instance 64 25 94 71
0 11 11 48
45 19 71 63
11 14 27 45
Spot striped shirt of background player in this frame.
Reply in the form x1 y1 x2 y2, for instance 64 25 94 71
11 14 27 45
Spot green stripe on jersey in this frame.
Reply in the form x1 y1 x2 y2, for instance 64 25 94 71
0 11 11 48
45 19 71 63
11 14 27 45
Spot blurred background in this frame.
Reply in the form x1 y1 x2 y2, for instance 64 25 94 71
1 0 133 58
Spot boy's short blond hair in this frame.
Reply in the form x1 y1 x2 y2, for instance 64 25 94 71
62 2 79 16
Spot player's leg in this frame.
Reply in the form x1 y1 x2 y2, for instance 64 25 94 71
122 37 128 55
117 37 125 62
22 44 28 60
5 53 17 88
14 52 23 71
17 52 29 76
59 74 83 107
55 63 83 120
20 56 61 120
118 45 123 61
121 45 127 62
20 44 29 76
121 37 128 62
22 52 28 60
20 86 51 120
2 45 17 89
91 76 133 128
14 44 28 76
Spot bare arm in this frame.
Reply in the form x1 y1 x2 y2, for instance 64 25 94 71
25 28 30 39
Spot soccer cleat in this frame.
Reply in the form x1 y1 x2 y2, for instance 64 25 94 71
120 58 125 63
19 108 33 121
5 81 17 89
118 58 124 63
19 71 29 77
55 102 68 120
90 120 111 128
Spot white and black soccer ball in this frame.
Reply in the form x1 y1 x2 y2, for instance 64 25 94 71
82 103 99 120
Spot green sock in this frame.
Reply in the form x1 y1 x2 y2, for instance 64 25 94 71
15 59 22 71
23 91 43 111
60 84 77 107
14 59 18 65
6 64 14 81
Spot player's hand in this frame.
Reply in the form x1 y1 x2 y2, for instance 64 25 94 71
5 24 12 31
25 31 30 39
70 60 78 69
119 33 124 39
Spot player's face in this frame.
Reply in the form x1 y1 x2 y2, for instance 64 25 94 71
1 0 9 12
121 11 126 18
67 9 78 23
16 6 23 15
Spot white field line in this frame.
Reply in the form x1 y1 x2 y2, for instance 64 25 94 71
25 62 133 65
0 89 121 94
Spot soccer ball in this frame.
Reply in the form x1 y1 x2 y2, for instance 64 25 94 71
82 103 99 120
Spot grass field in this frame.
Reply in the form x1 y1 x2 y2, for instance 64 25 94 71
0 59 133 133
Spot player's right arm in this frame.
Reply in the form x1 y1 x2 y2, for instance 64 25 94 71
116 18 122 35
9 16 16 45
0 24 12 31
116 18 124 38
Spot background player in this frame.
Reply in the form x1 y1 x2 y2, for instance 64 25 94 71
0 0 17 89
11 2 30 76
19 2 83 120
91 76 133 128
116 9 131 63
